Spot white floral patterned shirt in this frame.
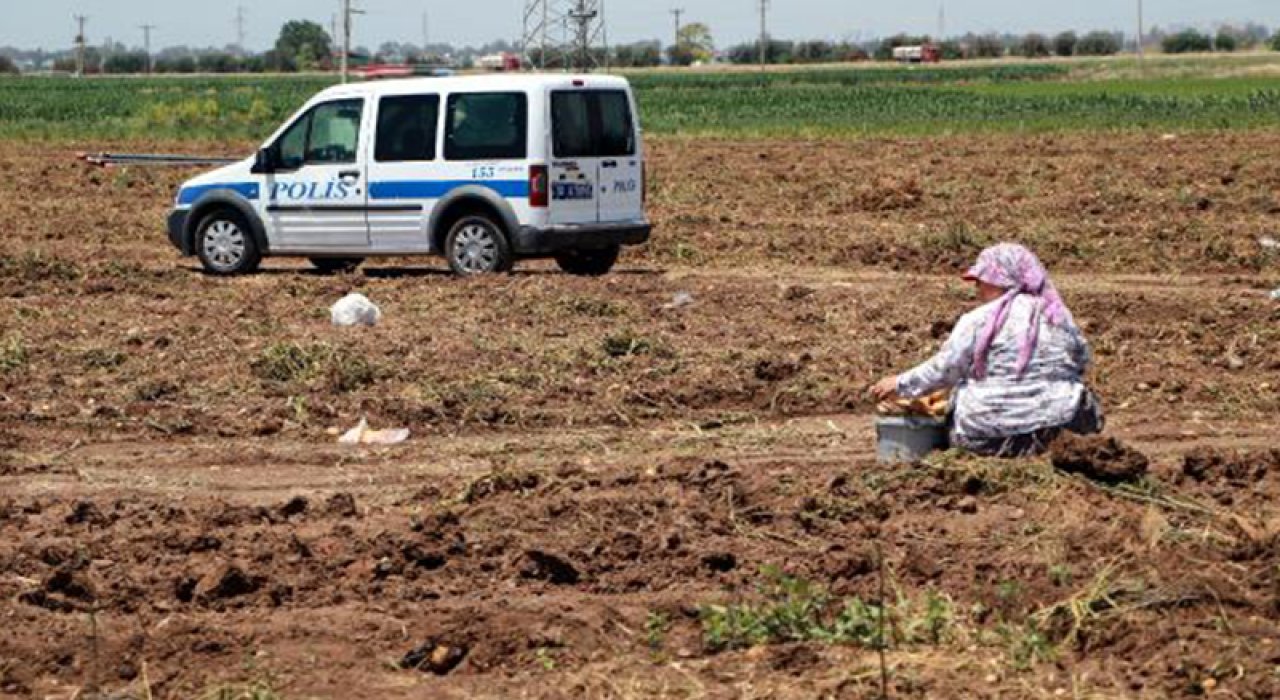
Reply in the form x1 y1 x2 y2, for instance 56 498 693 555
895 295 1092 441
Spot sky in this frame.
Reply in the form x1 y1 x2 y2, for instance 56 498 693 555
3 0 1278 52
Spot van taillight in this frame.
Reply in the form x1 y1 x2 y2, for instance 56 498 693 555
530 164 548 207
641 162 647 205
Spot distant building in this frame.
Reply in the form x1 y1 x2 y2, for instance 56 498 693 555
476 52 522 71
892 45 941 63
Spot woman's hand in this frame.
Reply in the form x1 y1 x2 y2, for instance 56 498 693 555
870 375 899 402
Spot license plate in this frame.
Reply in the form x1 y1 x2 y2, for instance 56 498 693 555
552 182 594 200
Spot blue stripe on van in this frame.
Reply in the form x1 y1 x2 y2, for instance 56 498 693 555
369 180 529 200
177 182 260 205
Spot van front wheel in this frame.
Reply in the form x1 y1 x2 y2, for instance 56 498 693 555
555 246 619 277
195 209 261 276
444 215 513 276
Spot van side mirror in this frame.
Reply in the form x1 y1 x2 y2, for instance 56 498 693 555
251 147 275 174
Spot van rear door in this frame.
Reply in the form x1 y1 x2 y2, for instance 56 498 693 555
593 90 642 224
548 91 599 226
549 88 643 225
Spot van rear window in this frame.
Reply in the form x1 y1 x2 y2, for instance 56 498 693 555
551 90 635 159
445 92 527 161
376 95 439 162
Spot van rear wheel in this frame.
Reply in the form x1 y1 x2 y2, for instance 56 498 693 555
309 257 364 273
555 245 619 277
444 215 513 276
195 209 261 276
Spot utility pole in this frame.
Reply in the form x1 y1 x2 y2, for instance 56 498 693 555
757 0 768 72
670 8 683 55
937 3 946 42
139 24 156 74
568 0 598 71
1136 0 1145 60
421 10 429 51
340 0 365 83
234 5 247 55
74 15 88 77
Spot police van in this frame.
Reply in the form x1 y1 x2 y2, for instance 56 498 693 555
166 74 650 276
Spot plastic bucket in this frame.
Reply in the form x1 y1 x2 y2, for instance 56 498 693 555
876 416 949 464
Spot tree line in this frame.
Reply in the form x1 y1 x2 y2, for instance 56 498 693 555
2 19 1279 75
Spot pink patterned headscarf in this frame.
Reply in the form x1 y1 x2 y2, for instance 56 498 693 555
964 243 1073 379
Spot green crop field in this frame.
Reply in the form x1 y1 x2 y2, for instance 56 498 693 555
0 54 1278 141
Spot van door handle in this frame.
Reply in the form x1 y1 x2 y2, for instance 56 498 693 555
601 160 618 168
339 170 361 180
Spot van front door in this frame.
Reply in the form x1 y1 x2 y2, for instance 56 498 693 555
262 98 370 252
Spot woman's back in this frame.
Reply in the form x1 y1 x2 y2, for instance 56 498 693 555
968 295 1089 386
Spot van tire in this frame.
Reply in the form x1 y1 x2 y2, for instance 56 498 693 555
555 245 620 277
309 257 365 273
195 208 261 275
444 215 513 276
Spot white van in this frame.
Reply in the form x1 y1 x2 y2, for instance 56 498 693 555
166 74 650 276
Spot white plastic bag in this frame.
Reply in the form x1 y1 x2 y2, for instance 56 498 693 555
338 418 410 445
330 293 382 327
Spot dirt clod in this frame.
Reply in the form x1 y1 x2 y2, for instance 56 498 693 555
65 500 107 526
1050 434 1149 484
194 562 261 603
278 496 308 518
401 639 468 675
701 552 737 572
326 492 359 517
520 550 580 585
1182 447 1279 483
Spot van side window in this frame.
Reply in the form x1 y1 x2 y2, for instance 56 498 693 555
276 112 311 170
551 90 635 159
376 95 439 162
445 92 527 161
274 99 364 169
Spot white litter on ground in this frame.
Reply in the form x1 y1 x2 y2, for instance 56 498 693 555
330 293 382 327
337 418 410 445
662 291 695 309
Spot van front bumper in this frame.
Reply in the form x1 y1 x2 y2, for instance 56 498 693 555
514 220 651 256
167 208 191 254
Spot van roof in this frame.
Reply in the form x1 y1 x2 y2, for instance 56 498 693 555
313 73 632 101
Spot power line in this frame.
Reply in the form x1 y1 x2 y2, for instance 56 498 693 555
139 24 156 74
74 14 88 77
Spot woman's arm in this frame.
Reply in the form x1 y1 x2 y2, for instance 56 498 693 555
894 314 978 399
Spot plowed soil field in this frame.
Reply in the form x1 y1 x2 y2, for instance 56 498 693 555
2 132 1279 699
